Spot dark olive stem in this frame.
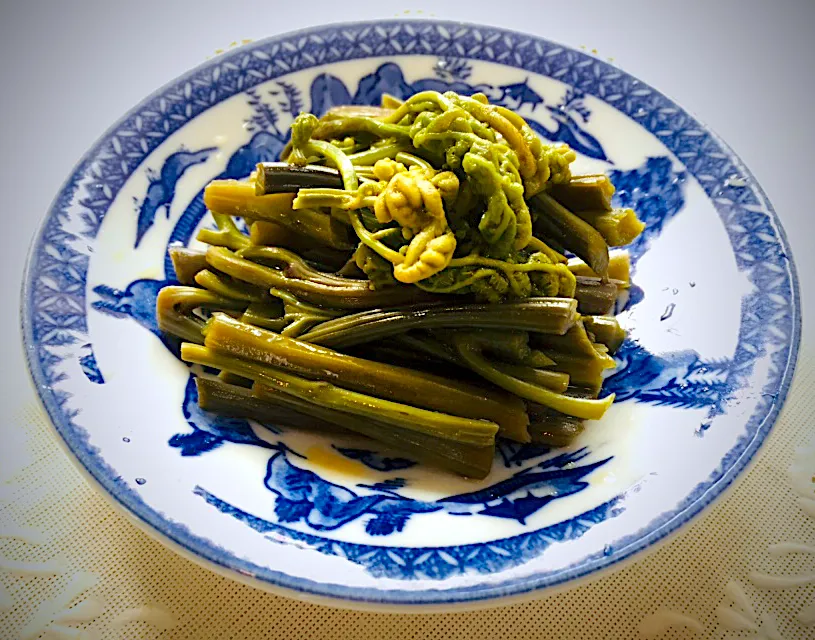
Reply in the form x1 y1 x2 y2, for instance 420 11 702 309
156 286 247 343
194 269 268 302
298 298 579 349
251 382 495 478
450 332 614 420
531 321 607 359
181 343 498 447
170 247 209 285
582 316 626 354
196 376 350 434
573 208 645 247
527 402 586 446
203 313 528 441
206 246 433 309
549 174 615 212
568 251 630 284
574 276 620 315
531 192 609 278
204 180 354 250
254 162 344 195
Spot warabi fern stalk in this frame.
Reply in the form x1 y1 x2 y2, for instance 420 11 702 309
169 247 209 285
573 208 646 247
255 382 496 479
180 343 498 447
568 250 631 283
196 376 350 435
298 297 578 349
449 331 615 420
205 246 433 309
154 88 648 477
204 180 355 250
549 174 615 212
156 286 247 344
202 313 529 441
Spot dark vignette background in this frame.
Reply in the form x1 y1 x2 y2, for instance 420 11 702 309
0 0 812 629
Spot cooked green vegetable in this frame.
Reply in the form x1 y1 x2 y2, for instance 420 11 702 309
253 383 496 479
573 208 645 247
245 222 350 271
573 276 620 315
530 192 609 278
170 247 209 285
196 376 350 434
286 93 576 293
203 313 529 441
531 321 606 359
181 343 498 447
239 301 287 332
537 350 616 393
568 250 630 283
449 331 615 420
216 370 254 388
488 362 570 393
583 315 627 354
194 269 268 303
196 212 252 251
198 372 494 478
527 401 586 446
156 286 247 344
205 181 354 249
155 89 647 477
206 246 433 309
549 174 615 212
298 297 578 349
254 162 344 195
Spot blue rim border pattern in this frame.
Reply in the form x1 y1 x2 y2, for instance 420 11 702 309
21 20 801 606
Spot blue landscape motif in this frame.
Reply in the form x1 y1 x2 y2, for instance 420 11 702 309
332 446 417 472
78 343 104 384
264 446 609 534
194 482 621 580
170 376 280 456
134 147 216 248
87 58 738 542
310 59 607 161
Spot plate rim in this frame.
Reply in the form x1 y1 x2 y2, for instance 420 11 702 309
20 18 802 608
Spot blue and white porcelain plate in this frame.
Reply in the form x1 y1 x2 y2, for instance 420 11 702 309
22 21 800 609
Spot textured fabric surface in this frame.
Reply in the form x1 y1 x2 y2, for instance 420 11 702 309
1 347 813 639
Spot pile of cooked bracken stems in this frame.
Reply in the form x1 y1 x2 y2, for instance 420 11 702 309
157 90 645 479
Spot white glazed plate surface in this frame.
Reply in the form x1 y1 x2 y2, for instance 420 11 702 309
22 20 801 609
